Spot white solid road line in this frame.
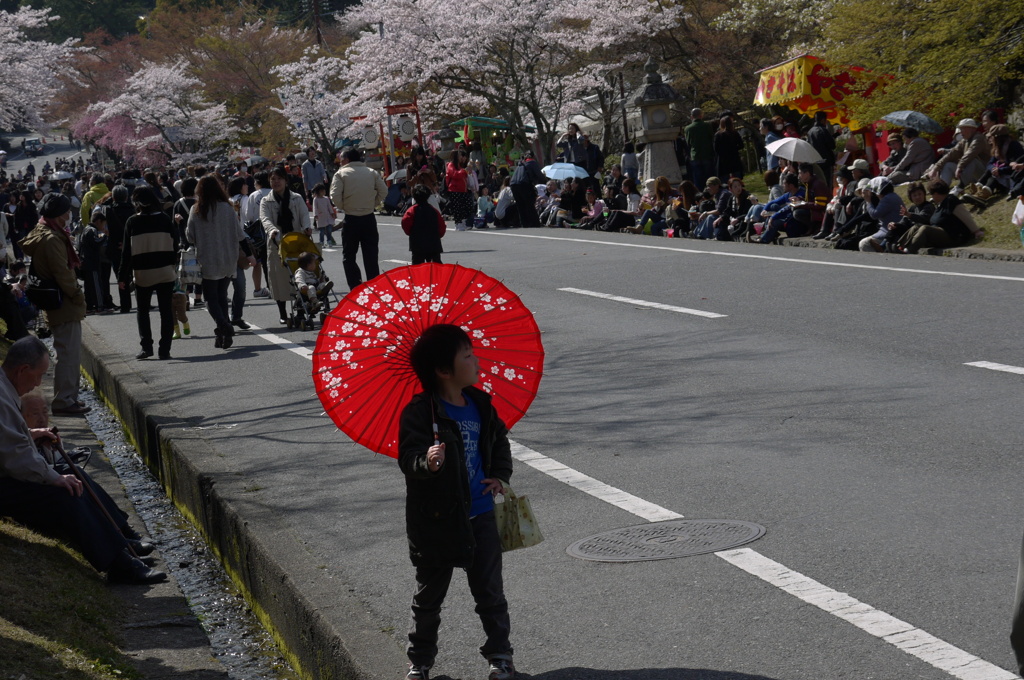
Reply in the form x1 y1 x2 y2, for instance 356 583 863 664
253 320 1013 679
384 259 412 265
717 549 1015 680
965 361 1024 376
509 442 684 522
559 287 726 319
247 324 313 360
473 231 1024 283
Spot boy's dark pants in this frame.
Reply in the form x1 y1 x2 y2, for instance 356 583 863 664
407 511 512 666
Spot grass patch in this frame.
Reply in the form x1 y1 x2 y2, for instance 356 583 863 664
0 520 141 679
740 171 1022 251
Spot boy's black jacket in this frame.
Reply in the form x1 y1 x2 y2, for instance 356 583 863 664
398 386 513 568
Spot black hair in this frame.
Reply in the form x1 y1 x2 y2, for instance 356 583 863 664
342 148 363 163
227 177 245 196
312 182 326 195
297 251 317 269
254 171 270 188
180 177 199 198
797 163 814 175
412 184 431 204
782 172 799 189
410 324 472 393
131 186 160 212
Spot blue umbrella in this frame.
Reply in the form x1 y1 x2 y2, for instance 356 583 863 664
881 111 944 134
541 162 591 180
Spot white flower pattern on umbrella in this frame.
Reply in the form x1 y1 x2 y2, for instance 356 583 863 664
312 263 545 458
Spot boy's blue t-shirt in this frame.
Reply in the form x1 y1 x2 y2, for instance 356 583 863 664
441 393 494 517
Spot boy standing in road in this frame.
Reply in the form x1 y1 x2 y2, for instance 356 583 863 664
398 324 516 680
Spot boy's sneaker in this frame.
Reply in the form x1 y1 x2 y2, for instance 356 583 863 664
405 664 431 680
182 321 191 336
487 655 515 680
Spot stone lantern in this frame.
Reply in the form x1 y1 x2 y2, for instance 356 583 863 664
437 127 457 158
632 58 682 184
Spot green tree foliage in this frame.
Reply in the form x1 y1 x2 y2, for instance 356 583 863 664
17 0 154 40
825 0 1024 124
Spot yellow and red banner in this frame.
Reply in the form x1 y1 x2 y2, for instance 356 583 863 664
753 55 881 128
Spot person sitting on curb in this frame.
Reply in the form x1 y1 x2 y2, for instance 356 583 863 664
0 337 166 585
883 181 935 251
927 119 990 192
858 176 906 252
886 128 934 185
894 180 984 254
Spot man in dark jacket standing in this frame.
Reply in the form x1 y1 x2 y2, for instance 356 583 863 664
807 111 836 188
510 151 545 228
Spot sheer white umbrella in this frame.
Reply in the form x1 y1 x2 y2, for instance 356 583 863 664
541 163 590 180
766 138 823 163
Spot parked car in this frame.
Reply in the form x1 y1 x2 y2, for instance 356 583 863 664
23 138 42 156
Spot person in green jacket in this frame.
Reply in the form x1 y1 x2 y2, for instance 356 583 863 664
79 174 109 226
684 108 715 190
20 193 89 415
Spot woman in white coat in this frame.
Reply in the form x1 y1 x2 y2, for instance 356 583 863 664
260 166 311 325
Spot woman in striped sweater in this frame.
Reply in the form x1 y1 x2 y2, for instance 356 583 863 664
118 186 178 360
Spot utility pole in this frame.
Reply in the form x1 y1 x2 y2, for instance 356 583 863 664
619 72 630 145
312 0 326 49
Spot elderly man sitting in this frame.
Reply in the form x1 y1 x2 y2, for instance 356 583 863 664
886 128 934 185
927 118 990 191
0 337 165 585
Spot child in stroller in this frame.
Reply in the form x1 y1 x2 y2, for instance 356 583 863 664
279 231 334 330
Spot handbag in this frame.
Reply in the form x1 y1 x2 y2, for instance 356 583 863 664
25 260 63 310
493 486 543 552
177 246 202 285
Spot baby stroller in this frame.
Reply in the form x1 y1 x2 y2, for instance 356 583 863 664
279 231 335 331
381 181 409 216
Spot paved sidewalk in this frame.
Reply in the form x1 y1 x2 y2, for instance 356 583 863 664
48 373 227 679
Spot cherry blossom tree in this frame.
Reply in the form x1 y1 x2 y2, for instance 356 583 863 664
336 0 684 162
272 49 353 172
90 60 239 164
0 7 78 131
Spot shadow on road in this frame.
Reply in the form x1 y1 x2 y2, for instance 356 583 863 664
434 670 783 680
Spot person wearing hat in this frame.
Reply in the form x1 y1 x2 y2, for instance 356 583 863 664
857 175 905 252
879 133 906 177
847 158 873 183
927 118 990 190
19 192 89 415
887 128 934 185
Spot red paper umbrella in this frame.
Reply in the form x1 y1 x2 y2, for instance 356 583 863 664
313 263 544 458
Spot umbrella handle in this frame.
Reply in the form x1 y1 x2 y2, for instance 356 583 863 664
432 421 439 446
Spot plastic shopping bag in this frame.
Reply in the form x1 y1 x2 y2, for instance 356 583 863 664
493 486 543 552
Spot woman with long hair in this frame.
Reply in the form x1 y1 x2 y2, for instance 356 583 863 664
445 150 474 229
186 175 256 349
259 165 310 325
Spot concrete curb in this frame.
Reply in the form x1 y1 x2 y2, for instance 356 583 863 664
781 235 1024 261
79 323 408 680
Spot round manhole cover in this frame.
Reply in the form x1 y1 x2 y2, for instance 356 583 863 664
566 519 766 562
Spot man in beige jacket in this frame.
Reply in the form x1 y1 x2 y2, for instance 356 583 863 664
330 148 388 289
928 119 990 190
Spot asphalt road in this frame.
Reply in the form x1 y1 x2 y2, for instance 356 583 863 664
80 216 1024 680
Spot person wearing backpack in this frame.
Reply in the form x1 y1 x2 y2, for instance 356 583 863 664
401 184 446 264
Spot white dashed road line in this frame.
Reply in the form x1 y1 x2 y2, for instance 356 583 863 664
559 287 726 318
384 259 413 265
473 231 1024 283
965 361 1024 376
249 308 1013 679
